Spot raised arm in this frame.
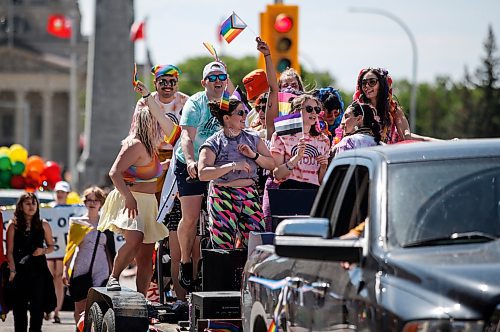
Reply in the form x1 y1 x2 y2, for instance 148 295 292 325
256 37 279 139
134 80 176 136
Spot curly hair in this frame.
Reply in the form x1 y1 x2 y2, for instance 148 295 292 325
290 94 322 137
14 192 42 233
125 106 161 157
354 67 404 143
348 101 381 145
207 98 242 126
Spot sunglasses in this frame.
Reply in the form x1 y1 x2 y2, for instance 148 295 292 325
302 105 322 114
361 78 378 87
232 109 248 116
158 78 178 87
84 199 100 204
205 74 228 82
255 104 266 112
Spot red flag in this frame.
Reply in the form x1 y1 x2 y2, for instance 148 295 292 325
130 21 145 42
47 14 72 39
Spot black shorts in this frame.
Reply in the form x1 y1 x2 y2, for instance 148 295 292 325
164 197 182 231
163 196 204 236
174 159 209 197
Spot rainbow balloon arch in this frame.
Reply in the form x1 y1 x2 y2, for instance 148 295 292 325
0 144 63 192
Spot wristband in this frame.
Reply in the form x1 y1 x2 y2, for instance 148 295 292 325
285 161 294 171
142 92 151 99
231 161 236 172
251 152 260 161
10 270 16 273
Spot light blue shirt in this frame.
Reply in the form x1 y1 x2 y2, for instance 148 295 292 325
175 91 221 164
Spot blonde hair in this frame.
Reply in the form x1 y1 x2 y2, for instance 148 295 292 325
279 68 305 92
82 186 106 205
124 106 161 157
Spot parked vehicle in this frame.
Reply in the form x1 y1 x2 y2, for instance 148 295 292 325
242 139 500 332
0 189 54 207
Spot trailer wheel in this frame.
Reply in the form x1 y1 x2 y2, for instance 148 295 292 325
101 309 115 332
86 303 103 332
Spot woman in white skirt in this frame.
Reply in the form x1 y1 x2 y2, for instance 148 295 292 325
98 80 177 295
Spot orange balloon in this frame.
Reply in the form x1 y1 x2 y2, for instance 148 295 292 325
26 155 45 174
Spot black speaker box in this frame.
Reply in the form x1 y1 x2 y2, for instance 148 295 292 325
201 249 247 291
189 291 241 332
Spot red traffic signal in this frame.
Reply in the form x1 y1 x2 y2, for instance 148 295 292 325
274 13 293 33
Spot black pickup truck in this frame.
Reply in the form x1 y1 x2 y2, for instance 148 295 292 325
242 139 500 332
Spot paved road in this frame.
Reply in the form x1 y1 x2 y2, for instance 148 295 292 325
2 311 77 332
1 274 178 331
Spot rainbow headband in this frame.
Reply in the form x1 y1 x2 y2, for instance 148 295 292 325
151 64 181 78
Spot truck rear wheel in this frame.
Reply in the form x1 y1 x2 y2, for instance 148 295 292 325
101 309 115 332
86 303 103 332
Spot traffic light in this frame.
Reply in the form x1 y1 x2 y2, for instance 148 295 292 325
259 4 300 76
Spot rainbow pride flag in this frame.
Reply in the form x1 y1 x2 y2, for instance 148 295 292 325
203 42 219 61
132 63 139 87
267 319 278 332
220 12 247 44
220 89 230 111
164 124 182 145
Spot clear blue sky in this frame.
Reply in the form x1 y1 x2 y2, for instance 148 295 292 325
79 0 500 90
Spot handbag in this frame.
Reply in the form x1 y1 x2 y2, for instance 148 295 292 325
69 231 101 301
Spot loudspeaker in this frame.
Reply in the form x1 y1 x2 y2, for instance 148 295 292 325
189 291 241 332
201 249 247 292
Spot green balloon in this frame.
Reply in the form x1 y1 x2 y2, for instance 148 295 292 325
11 161 25 175
0 170 12 183
0 154 11 171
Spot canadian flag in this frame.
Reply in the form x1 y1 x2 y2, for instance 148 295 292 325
47 14 72 39
130 21 145 42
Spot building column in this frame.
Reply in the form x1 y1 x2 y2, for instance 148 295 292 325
42 91 53 159
14 91 26 147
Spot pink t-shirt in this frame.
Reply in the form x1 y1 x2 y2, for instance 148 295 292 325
270 132 330 186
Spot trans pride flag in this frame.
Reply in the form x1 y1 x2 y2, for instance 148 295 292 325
220 12 247 44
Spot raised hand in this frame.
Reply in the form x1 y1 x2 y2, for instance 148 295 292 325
134 80 150 97
256 37 271 56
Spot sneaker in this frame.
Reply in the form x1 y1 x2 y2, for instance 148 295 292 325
178 262 193 292
106 276 121 291
53 315 61 324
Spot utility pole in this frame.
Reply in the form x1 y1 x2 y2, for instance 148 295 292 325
69 10 78 188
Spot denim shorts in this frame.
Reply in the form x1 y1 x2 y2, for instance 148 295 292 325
174 159 209 197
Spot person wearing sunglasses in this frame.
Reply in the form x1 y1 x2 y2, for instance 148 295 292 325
173 60 235 292
197 98 275 249
63 186 116 324
354 67 435 143
332 101 381 158
270 94 331 191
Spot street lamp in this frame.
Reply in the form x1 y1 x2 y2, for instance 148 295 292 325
349 7 418 132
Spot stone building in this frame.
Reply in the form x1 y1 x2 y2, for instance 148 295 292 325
0 0 87 170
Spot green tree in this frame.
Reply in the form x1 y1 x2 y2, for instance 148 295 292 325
176 55 336 97
462 26 500 137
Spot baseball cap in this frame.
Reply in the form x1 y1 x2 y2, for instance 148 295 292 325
242 69 269 101
202 61 227 79
151 64 182 79
54 181 71 193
